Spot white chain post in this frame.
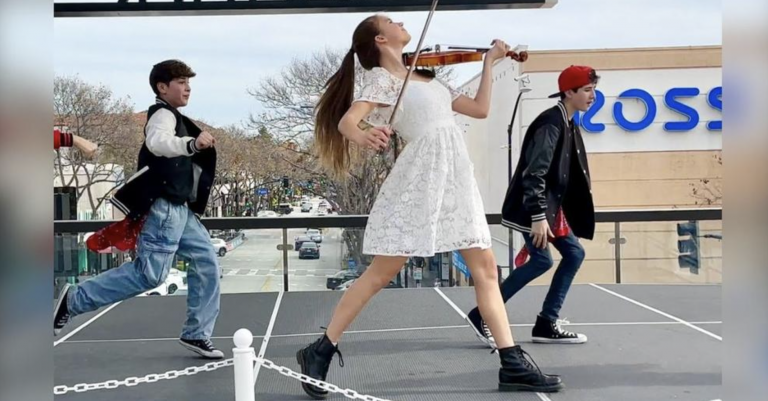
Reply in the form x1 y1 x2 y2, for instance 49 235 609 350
233 328 256 401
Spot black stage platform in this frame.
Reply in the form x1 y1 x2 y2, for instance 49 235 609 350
54 284 722 401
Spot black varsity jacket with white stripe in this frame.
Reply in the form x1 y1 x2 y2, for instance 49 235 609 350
501 102 595 240
111 99 216 219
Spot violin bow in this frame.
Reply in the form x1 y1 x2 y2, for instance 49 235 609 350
387 0 440 160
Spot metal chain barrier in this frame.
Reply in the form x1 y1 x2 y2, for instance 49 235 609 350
53 351 388 401
53 359 234 395
251 352 391 401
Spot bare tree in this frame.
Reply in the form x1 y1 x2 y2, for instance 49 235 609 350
53 75 140 220
207 124 312 216
248 48 454 268
248 48 455 143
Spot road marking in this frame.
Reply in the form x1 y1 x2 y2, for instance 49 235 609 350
54 302 122 347
536 393 553 401
60 321 723 345
433 287 467 318
253 291 284 383
590 284 722 341
260 275 273 292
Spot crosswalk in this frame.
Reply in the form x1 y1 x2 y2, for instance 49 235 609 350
222 268 338 277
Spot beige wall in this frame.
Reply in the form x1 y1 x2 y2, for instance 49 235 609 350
591 150 722 209
522 46 722 73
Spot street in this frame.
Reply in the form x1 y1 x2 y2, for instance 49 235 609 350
218 203 346 293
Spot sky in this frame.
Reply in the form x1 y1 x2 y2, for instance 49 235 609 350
54 0 722 128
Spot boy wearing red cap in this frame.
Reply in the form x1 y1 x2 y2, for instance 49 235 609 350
467 66 599 347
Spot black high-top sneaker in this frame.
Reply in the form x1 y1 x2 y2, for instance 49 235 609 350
532 315 588 344
466 310 497 349
54 284 72 336
296 334 344 400
498 345 563 393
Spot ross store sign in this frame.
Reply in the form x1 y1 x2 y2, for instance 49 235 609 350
574 86 722 133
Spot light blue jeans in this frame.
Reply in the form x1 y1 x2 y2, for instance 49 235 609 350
68 198 220 340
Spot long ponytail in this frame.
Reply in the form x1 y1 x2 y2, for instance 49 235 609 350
314 49 356 177
315 15 381 177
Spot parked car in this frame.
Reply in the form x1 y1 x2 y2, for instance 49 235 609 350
305 228 323 243
298 242 320 259
166 268 187 295
209 229 225 238
257 210 278 218
326 270 360 290
211 238 230 257
300 202 312 213
277 203 293 215
294 235 312 251
141 268 187 296
327 200 341 213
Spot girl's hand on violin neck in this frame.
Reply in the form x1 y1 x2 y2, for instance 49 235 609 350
357 125 392 151
485 39 511 63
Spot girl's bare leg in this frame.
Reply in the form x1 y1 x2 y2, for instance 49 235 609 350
325 255 408 342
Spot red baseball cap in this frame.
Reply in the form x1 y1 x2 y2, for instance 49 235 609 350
548 65 597 98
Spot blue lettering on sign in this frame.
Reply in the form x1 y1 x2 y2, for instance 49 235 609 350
664 87 700 131
707 87 722 131
614 88 657 132
574 86 722 133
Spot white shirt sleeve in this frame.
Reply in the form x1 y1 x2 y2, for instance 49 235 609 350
144 108 196 158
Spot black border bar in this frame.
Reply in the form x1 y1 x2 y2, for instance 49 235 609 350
55 0 556 18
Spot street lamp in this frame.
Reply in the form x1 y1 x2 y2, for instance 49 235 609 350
507 74 532 180
505 73 532 272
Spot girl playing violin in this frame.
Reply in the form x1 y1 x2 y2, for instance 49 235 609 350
297 14 563 399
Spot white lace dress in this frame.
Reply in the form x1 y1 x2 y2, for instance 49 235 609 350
356 67 492 257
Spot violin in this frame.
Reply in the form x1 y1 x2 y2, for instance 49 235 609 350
403 44 529 67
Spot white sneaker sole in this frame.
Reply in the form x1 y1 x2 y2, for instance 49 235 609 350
532 335 588 344
466 318 497 349
178 340 225 359
53 284 72 336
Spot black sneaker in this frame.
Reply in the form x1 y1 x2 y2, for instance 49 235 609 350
498 345 563 393
178 338 225 359
532 315 587 344
466 311 497 349
54 284 72 336
296 334 344 400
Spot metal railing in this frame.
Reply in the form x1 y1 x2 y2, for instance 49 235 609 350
54 208 722 289
53 208 723 233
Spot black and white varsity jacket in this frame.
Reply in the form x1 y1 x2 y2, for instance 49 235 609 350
501 102 595 240
111 99 217 219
